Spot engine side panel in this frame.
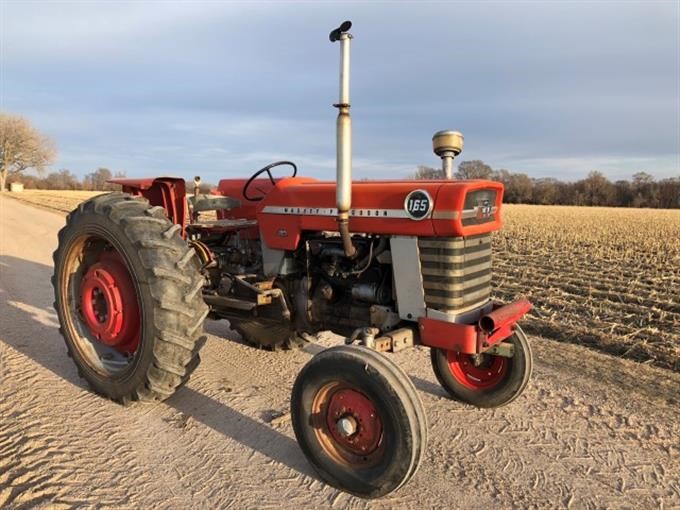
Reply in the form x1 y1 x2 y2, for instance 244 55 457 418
389 236 426 320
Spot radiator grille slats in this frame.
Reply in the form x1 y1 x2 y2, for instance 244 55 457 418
419 234 492 314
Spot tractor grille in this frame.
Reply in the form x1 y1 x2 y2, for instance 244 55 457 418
418 234 492 315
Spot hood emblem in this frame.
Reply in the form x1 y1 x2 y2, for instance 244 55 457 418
404 190 433 221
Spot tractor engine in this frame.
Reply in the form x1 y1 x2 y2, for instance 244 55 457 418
184 227 396 338
301 230 494 336
302 234 393 334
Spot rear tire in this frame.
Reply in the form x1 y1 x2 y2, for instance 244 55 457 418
291 345 427 498
52 192 209 404
430 325 532 408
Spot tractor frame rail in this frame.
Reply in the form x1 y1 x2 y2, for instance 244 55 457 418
418 299 532 355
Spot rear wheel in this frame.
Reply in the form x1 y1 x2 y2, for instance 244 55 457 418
52 192 209 404
291 345 427 498
430 326 532 408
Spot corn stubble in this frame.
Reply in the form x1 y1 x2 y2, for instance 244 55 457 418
494 204 680 371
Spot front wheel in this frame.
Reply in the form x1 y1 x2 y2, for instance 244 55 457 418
430 325 533 408
291 346 427 498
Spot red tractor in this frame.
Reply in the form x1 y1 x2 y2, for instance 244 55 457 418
52 21 532 498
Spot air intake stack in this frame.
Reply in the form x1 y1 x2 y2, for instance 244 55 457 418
433 130 464 179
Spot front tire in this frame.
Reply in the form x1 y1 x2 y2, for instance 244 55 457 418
291 346 427 498
430 325 533 408
52 192 209 404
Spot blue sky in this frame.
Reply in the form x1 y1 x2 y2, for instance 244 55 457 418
1 0 678 182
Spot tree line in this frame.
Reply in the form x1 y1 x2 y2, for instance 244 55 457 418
5 167 127 191
3 112 677 207
412 161 680 209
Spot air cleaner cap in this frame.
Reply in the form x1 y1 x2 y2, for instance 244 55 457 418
433 130 464 156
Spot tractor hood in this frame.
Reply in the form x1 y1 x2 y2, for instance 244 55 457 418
253 177 504 250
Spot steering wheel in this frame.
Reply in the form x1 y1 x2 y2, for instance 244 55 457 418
242 161 298 202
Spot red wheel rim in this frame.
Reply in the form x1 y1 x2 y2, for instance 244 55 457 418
325 388 382 456
79 251 140 353
311 383 384 467
446 351 507 390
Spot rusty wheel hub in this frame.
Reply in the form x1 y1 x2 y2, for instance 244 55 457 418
324 388 383 457
79 251 140 353
447 350 508 390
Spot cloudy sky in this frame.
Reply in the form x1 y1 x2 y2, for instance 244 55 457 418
1 1 678 182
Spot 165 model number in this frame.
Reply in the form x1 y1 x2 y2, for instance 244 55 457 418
404 190 433 220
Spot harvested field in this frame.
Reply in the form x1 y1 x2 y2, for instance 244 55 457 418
5 191 679 370
494 205 680 371
3 189 102 213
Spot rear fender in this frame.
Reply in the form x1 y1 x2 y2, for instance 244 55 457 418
109 177 188 235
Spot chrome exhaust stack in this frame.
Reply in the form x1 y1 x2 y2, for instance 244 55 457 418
330 21 357 258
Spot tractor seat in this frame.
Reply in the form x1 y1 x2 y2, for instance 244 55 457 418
188 194 241 213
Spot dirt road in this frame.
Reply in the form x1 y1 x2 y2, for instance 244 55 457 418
1 194 678 509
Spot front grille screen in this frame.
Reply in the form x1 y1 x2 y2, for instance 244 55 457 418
419 234 492 315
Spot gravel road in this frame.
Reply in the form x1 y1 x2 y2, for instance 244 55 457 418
1 193 678 509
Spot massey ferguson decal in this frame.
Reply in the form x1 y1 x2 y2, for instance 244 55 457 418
477 199 492 218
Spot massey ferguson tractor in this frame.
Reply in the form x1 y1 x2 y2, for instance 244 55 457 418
52 21 532 498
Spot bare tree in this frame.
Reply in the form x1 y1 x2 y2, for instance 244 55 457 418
532 178 559 205
631 171 658 208
44 169 81 190
658 177 680 209
84 168 113 191
614 180 634 207
578 171 615 206
498 169 533 203
0 113 56 191
411 165 444 180
456 160 495 180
